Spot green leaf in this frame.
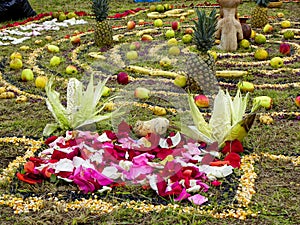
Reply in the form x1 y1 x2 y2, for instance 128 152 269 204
50 174 57 183
209 89 231 144
45 77 70 129
43 123 60 136
188 94 212 138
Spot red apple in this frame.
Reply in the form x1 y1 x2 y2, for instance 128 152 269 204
117 72 129 85
295 96 300 107
184 28 194 34
129 41 141 50
70 36 81 45
127 20 136 30
194 94 209 108
138 19 145 26
141 34 153 42
171 21 180 31
279 43 291 56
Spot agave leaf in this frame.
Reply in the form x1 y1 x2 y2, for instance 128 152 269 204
93 76 110 108
75 113 112 129
66 78 83 124
45 77 69 130
43 123 60 136
226 89 249 125
209 89 231 144
222 113 256 146
188 94 212 138
180 124 214 145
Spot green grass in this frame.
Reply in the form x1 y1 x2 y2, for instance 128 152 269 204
0 0 300 224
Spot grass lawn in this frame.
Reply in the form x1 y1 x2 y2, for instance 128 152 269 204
0 0 299 224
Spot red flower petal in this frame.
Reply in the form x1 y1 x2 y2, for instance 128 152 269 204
211 180 222 186
222 139 244 154
24 161 35 173
16 173 42 185
44 136 58 145
224 152 241 168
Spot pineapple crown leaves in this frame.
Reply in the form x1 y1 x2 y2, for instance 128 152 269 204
192 8 217 53
92 0 109 22
256 0 270 7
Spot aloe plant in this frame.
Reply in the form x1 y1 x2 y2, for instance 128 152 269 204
43 75 118 136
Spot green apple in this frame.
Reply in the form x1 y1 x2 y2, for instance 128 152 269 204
134 87 150 99
10 52 22 60
47 45 60 53
126 51 138 60
58 13 66 22
159 57 172 68
50 56 61 66
156 4 165 13
263 24 273 33
281 20 291 28
239 39 250 49
237 81 255 92
21 69 34 81
165 29 175 39
35 76 48 88
254 48 268 60
168 46 180 56
182 34 192 44
283 30 294 39
154 19 163 27
174 75 187 87
10 58 23 70
65 65 78 75
254 34 266 44
270 57 284 68
101 86 111 97
149 5 156 12
67 12 77 19
167 38 178 46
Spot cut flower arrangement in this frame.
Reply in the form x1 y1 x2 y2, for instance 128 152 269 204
16 76 261 206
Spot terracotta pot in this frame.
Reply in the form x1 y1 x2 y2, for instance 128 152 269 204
239 17 252 39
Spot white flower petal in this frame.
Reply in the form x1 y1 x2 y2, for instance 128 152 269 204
54 158 74 173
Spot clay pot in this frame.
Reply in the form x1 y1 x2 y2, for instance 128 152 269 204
239 17 252 39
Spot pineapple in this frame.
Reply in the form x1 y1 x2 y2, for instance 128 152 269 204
92 0 113 48
186 8 219 96
251 0 270 28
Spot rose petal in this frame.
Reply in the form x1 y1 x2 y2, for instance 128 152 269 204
188 194 208 205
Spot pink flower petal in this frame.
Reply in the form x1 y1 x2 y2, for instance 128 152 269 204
188 194 208 205
174 188 191 201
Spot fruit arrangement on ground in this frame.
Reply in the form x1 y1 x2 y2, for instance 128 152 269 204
0 0 299 224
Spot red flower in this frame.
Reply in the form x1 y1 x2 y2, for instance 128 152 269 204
16 172 43 185
211 180 222 186
222 139 244 154
44 136 58 145
224 152 241 168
